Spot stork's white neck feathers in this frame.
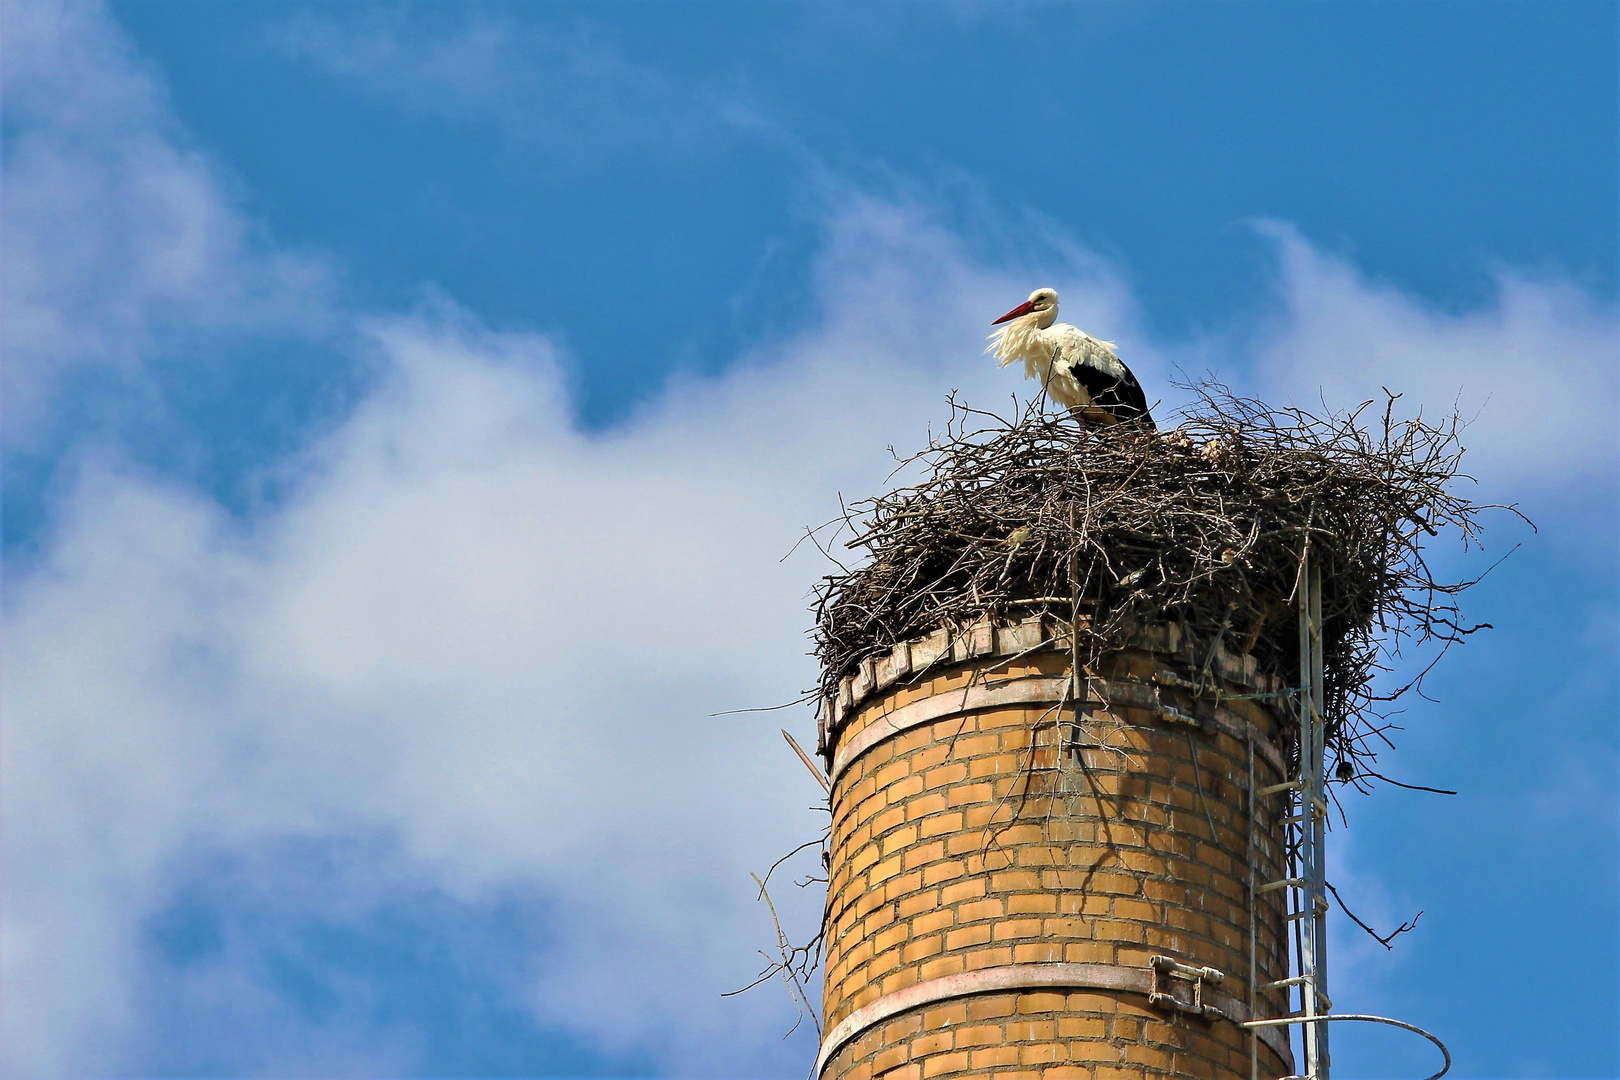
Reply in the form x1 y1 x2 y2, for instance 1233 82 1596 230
988 296 1118 378
988 310 1054 376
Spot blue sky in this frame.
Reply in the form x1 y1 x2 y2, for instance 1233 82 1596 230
1 2 1615 1078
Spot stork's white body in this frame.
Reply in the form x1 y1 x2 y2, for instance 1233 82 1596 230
989 318 1124 410
987 288 1153 428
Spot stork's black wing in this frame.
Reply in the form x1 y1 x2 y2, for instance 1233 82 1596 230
1072 361 1155 430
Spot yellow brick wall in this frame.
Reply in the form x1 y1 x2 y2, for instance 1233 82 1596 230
820 632 1294 1080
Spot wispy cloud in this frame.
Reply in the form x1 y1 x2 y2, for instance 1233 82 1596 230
0 183 1122 1074
1246 220 1618 497
0 0 335 448
279 10 743 157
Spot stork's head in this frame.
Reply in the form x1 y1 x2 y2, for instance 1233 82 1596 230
992 287 1059 330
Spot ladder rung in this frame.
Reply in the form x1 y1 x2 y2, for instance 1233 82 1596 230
1263 980 1332 1009
1258 780 1300 797
1258 877 1307 894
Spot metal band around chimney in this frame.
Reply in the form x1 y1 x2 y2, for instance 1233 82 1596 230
812 963 1293 1078
827 672 1287 788
828 676 1070 785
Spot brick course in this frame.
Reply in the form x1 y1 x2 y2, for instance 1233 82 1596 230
820 620 1295 1080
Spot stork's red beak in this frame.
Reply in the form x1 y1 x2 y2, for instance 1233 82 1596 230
991 300 1035 325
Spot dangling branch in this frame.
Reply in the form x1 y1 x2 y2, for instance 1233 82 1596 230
1325 880 1423 950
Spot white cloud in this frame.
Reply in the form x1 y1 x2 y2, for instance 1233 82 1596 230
279 10 737 157
0 0 332 447
1 190 1129 1074
1246 221 1618 496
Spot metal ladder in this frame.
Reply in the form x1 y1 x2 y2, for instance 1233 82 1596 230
1252 552 1331 1080
1241 552 1452 1080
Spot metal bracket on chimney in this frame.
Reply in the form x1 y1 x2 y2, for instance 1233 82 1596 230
1149 955 1227 1021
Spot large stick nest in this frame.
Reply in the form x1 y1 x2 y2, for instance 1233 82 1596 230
811 382 1511 773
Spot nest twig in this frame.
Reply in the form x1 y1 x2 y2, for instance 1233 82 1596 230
811 380 1518 777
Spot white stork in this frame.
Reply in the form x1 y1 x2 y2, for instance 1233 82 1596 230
988 288 1155 430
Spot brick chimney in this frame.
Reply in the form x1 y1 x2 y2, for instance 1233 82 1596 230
816 615 1296 1080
